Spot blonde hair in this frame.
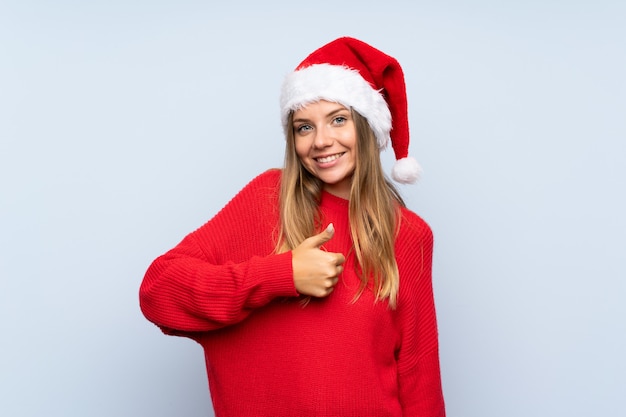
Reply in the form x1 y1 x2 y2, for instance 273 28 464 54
277 108 405 308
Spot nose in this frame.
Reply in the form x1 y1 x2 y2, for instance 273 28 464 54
313 125 333 149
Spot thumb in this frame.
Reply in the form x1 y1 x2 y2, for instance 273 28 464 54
306 223 335 248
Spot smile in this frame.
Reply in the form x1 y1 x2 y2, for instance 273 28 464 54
315 153 345 163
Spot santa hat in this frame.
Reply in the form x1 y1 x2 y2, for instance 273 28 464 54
280 37 421 183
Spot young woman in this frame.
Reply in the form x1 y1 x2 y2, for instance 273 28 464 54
140 37 445 417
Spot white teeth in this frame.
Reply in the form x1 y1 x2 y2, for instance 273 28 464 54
316 153 342 163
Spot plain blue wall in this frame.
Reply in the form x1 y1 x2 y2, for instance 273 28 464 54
1 1 624 416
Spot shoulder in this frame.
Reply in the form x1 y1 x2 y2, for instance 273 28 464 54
245 168 282 190
230 168 282 201
193 169 283 252
397 207 433 248
394 207 434 278
210 168 282 222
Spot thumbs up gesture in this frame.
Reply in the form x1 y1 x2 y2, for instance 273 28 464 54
292 224 346 298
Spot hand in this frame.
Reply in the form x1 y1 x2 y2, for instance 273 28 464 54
291 223 346 298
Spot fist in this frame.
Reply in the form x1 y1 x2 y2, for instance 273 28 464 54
292 224 345 298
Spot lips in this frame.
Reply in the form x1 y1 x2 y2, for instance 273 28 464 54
314 153 345 163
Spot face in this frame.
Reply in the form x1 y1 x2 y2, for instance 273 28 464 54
292 100 357 199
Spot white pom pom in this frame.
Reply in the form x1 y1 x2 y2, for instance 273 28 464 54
391 156 422 184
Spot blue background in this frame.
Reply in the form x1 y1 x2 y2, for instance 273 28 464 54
1 1 624 416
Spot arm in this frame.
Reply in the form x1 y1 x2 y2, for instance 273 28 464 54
395 214 446 416
139 170 299 335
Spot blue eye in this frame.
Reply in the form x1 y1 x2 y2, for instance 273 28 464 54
296 124 312 134
333 116 347 124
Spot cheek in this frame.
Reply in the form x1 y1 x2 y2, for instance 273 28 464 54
294 140 309 160
342 130 358 149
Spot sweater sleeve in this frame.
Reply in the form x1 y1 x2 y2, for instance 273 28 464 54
395 212 446 416
139 170 299 335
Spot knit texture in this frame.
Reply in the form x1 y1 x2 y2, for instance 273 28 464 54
140 169 445 417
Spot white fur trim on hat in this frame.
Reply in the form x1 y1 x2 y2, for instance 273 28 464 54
280 64 391 149
391 156 422 184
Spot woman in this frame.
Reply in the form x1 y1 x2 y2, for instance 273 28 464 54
140 37 445 417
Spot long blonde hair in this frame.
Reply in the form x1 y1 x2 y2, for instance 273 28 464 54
276 107 405 308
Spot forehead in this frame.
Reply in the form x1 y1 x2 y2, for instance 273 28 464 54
293 100 349 119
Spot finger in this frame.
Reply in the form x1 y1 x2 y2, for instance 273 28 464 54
318 279 338 298
305 223 335 248
314 286 333 298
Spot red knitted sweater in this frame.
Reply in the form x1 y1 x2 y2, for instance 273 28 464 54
140 169 445 417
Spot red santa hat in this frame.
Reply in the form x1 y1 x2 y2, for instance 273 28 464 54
280 37 421 184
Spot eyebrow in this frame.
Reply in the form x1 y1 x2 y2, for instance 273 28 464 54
292 106 349 124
